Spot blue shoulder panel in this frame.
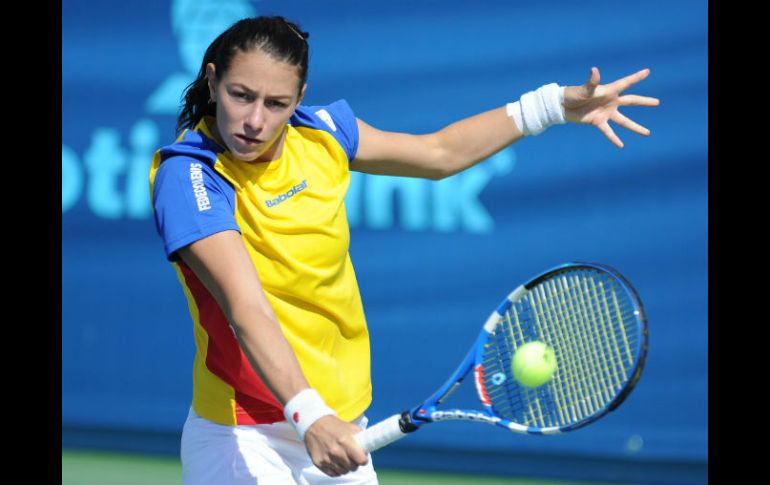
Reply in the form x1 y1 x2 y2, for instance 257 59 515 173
290 99 360 161
152 132 239 262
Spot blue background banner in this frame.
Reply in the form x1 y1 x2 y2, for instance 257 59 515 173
62 1 707 483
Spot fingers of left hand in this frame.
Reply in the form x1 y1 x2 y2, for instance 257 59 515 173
614 68 651 92
611 111 651 136
619 94 660 107
598 122 624 149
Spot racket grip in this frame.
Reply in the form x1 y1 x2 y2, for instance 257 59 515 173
354 414 408 453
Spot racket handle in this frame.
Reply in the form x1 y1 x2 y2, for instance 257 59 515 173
355 413 410 453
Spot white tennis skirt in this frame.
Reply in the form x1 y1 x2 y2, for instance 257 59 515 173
181 407 379 485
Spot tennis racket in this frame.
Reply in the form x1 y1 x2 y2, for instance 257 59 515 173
355 262 648 453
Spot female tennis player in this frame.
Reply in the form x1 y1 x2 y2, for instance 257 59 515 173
149 15 659 485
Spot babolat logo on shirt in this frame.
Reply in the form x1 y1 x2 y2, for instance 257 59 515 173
190 163 211 212
266 180 308 208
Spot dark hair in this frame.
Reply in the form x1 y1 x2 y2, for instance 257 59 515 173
176 16 310 134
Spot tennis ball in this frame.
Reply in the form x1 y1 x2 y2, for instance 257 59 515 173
512 341 557 388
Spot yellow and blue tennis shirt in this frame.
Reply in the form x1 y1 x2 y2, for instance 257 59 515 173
149 100 372 425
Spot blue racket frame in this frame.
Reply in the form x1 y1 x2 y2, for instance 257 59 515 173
404 262 648 436
355 262 648 452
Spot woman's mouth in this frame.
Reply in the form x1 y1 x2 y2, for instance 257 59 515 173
235 134 262 145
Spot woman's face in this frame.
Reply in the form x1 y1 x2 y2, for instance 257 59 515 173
207 48 305 162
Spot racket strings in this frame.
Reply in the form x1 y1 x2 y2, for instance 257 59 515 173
481 268 640 428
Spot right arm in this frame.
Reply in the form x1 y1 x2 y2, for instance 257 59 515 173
177 230 368 477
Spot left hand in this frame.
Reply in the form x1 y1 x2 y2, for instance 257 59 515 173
563 67 660 148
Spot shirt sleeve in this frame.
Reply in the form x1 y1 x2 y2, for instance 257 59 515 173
324 99 359 161
151 156 240 261
292 99 360 161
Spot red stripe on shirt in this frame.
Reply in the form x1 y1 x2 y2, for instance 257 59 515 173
179 262 284 424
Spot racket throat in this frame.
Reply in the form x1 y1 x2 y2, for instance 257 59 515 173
436 381 463 405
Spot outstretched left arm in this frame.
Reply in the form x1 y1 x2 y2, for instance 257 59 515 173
351 105 519 180
350 67 660 180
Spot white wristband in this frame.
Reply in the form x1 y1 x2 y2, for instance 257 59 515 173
506 83 566 136
283 389 336 441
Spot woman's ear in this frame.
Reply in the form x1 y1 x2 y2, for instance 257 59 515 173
205 63 218 103
296 83 308 107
